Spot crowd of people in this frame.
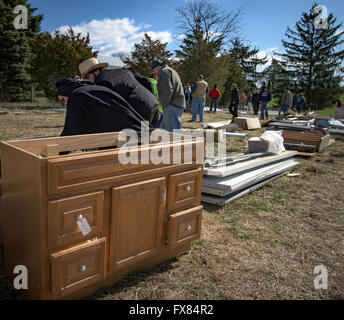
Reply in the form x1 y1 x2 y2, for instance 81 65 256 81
56 58 343 137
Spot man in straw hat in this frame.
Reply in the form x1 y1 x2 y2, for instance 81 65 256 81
79 57 109 83
79 58 159 127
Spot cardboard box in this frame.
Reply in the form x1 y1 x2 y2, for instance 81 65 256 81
234 117 261 130
248 137 269 153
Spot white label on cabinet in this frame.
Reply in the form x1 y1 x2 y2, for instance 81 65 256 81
77 218 92 236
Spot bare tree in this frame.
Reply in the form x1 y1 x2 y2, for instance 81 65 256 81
175 0 242 46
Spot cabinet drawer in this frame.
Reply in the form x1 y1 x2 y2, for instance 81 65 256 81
167 206 203 248
48 191 104 249
167 168 202 213
51 238 106 299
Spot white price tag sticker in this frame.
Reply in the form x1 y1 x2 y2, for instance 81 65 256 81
77 217 92 236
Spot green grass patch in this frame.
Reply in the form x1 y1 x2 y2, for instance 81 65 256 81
315 108 335 118
0 97 60 109
248 199 271 212
287 207 297 216
222 217 251 239
193 239 206 251
272 194 287 204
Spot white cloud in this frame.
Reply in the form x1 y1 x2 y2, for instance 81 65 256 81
254 47 281 71
56 18 173 66
256 47 278 67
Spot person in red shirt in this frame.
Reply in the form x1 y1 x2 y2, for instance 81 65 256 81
209 84 221 113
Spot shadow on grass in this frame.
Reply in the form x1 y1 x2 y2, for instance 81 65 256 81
202 203 222 213
330 153 344 159
34 125 64 129
87 257 180 300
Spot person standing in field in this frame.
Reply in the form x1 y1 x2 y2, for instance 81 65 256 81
190 74 209 122
150 59 186 132
259 86 272 120
252 89 260 116
239 92 247 111
247 92 253 113
209 84 221 114
184 84 191 113
335 99 344 120
279 86 293 115
229 83 240 119
295 93 307 114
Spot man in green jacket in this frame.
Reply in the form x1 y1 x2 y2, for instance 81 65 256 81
151 59 186 132
149 74 164 127
279 86 293 115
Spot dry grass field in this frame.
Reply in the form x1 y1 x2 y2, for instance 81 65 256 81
0 107 343 300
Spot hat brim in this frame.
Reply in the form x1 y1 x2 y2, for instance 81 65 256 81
81 62 109 78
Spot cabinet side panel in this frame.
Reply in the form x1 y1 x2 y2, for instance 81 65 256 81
1 143 43 299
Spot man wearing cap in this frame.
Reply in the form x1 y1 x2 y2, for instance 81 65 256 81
79 58 159 127
190 75 209 123
150 59 186 132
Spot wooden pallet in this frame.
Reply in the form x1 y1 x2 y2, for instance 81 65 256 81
282 131 331 152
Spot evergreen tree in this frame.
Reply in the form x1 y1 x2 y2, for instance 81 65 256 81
29 28 97 99
175 28 221 85
227 37 268 91
263 58 292 103
276 3 344 109
0 0 42 101
121 33 172 77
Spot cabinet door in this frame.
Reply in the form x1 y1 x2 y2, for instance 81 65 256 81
109 178 166 272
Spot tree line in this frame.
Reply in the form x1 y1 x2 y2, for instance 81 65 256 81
0 0 343 110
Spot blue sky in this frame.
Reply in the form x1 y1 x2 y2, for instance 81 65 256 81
29 0 344 66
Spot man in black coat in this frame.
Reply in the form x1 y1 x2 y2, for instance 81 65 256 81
228 83 240 119
79 58 159 127
252 89 260 116
56 78 150 136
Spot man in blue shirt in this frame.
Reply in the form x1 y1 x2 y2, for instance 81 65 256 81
259 86 272 120
184 84 191 113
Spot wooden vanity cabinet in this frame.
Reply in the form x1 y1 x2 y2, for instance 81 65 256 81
0 131 204 300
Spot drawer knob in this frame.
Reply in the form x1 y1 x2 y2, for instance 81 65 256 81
187 225 192 231
80 265 87 272
186 186 191 192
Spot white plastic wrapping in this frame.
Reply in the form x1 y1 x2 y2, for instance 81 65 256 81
260 131 286 154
